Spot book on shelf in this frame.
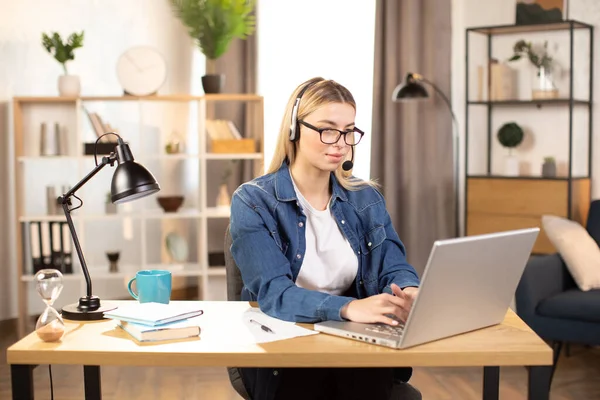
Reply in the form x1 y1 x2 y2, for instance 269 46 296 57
117 318 201 342
206 119 243 141
103 302 204 327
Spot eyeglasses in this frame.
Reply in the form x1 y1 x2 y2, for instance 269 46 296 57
298 120 364 146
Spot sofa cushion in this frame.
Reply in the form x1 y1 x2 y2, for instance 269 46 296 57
542 215 600 291
537 289 600 323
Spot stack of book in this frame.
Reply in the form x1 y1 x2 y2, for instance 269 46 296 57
104 302 204 342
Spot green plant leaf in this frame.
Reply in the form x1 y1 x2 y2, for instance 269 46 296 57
41 31 84 74
168 0 256 60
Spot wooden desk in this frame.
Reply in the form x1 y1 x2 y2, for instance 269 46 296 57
7 301 553 400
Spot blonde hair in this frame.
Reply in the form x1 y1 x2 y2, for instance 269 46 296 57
266 77 378 191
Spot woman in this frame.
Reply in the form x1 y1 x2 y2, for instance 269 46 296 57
229 77 421 400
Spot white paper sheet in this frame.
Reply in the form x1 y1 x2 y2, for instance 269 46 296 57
240 307 319 344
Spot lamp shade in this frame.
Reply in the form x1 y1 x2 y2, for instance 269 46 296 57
110 142 160 203
111 162 160 203
392 73 429 102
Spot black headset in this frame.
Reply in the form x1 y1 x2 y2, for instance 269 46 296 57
289 81 318 142
288 79 355 171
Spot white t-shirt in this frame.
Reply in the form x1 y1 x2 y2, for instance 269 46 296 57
292 179 359 295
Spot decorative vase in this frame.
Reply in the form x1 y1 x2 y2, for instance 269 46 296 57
542 160 556 177
504 154 519 176
58 75 81 97
532 66 558 100
202 74 224 94
106 251 120 273
216 184 231 209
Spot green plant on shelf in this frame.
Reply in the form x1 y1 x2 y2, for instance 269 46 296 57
497 122 524 155
41 31 85 75
543 156 556 164
508 39 553 72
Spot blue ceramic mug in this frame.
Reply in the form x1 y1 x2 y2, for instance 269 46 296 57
127 270 172 304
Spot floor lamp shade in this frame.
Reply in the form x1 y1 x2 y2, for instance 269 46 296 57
392 73 429 101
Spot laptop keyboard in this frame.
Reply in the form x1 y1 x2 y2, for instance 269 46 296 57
365 324 405 337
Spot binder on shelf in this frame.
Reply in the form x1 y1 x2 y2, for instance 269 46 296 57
28 222 42 274
25 220 73 276
61 222 73 274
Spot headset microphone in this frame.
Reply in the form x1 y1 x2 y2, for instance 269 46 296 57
342 146 354 171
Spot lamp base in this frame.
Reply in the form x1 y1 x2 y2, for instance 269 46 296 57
61 296 118 321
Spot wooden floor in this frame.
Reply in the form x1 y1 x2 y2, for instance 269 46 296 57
2 323 599 399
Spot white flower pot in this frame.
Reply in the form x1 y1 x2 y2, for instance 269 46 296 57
504 155 519 176
58 75 81 97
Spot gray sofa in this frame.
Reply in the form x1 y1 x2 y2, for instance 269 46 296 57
515 200 600 384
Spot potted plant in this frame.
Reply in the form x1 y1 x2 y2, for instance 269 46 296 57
168 0 256 93
41 31 85 97
508 39 558 99
542 156 556 177
497 122 524 176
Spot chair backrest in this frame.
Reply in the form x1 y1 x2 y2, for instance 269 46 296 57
586 199 600 248
224 225 244 301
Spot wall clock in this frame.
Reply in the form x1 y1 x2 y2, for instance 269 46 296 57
116 46 167 96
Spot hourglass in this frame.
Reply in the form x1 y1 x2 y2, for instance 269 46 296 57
34 269 65 342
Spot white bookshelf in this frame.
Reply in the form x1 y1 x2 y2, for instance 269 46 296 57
12 94 264 336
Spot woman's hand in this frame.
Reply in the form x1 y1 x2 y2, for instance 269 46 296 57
340 283 419 326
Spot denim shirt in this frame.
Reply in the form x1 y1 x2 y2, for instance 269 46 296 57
229 162 420 399
229 162 420 322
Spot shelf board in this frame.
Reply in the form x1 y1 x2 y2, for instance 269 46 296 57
467 175 590 180
206 153 262 160
21 274 82 282
14 94 263 103
143 208 202 220
19 209 202 222
145 264 204 277
18 156 80 162
207 267 226 276
467 20 592 35
142 154 200 161
468 99 590 106
205 207 231 218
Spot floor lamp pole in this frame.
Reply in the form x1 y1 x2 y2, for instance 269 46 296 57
419 78 460 238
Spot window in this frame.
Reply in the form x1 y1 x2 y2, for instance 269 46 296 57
257 0 377 180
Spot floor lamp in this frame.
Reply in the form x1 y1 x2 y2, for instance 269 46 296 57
392 72 460 238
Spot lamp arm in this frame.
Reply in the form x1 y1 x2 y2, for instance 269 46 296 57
419 77 458 131
59 154 117 298
419 77 461 237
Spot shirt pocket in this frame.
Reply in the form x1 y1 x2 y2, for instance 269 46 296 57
359 225 386 255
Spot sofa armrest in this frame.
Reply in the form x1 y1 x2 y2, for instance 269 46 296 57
515 254 568 318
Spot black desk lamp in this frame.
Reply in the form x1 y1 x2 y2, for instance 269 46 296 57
60 132 160 320
392 73 460 238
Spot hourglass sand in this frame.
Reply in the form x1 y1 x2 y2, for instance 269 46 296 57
34 269 66 342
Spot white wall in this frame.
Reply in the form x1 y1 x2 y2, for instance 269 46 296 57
0 0 201 320
452 0 600 228
256 0 377 181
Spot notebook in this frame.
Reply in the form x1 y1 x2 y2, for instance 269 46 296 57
117 318 201 342
103 302 204 326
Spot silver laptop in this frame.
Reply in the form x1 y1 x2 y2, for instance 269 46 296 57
314 228 539 349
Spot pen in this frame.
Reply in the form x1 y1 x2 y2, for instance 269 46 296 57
249 319 275 334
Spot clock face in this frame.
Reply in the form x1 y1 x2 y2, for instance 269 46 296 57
116 46 167 96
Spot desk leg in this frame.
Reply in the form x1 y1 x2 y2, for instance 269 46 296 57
482 366 499 400
527 366 551 400
83 366 102 400
11 364 35 400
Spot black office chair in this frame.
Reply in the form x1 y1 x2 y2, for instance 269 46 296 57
224 225 252 400
224 226 422 400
